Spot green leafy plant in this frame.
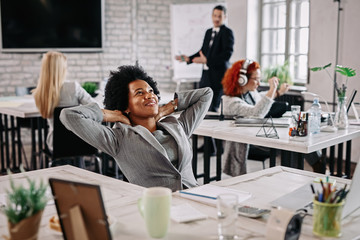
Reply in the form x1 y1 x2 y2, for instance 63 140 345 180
262 61 293 87
82 82 98 97
1 169 48 224
310 63 356 98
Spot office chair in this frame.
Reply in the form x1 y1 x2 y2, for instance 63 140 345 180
247 145 269 169
39 106 102 174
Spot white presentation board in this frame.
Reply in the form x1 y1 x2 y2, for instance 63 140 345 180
170 3 219 80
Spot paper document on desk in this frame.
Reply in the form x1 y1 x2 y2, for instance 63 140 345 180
234 117 290 127
179 184 252 206
171 203 208 223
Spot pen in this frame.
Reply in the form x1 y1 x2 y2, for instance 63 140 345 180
320 179 327 201
179 191 217 200
337 189 349 203
318 193 323 202
310 184 315 194
325 191 334 203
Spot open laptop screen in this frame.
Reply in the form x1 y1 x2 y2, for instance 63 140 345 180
342 162 360 219
270 162 360 219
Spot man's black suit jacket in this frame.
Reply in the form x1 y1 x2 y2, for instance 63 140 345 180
188 24 234 92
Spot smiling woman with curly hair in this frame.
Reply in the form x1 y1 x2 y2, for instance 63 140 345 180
60 64 213 191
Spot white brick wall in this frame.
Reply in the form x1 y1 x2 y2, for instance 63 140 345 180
0 0 218 96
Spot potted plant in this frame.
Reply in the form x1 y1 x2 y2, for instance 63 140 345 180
1 169 48 240
310 63 356 129
262 60 293 87
82 82 98 97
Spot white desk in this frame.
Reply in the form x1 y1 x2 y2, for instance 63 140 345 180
193 119 360 183
1 165 359 239
0 96 44 172
0 166 144 239
0 95 104 172
0 95 41 118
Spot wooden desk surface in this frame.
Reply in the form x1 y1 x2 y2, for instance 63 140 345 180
0 95 40 118
194 119 360 153
0 166 144 239
1 166 359 239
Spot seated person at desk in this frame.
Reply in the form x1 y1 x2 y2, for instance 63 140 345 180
32 51 97 152
221 59 323 176
60 65 213 191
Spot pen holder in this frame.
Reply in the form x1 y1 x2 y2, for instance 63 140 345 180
313 199 344 237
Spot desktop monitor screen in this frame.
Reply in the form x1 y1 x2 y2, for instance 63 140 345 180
0 0 104 52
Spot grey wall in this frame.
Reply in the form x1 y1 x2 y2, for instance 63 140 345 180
308 0 360 163
308 0 360 107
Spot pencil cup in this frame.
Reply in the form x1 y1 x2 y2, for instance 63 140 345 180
313 199 344 237
138 187 172 238
217 194 238 240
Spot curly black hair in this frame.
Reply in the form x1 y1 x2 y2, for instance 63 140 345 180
104 65 160 111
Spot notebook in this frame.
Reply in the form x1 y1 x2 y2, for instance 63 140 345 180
179 184 252 206
270 162 360 219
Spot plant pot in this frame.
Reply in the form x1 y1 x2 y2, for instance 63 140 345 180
8 210 43 240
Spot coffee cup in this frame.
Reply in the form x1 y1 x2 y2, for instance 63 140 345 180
138 187 172 238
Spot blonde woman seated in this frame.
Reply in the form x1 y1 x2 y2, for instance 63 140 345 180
60 65 213 191
32 51 97 152
221 59 289 176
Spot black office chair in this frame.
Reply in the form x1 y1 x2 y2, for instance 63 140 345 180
40 106 102 174
247 145 269 169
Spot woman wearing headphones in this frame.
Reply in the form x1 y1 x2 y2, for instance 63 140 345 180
220 59 289 176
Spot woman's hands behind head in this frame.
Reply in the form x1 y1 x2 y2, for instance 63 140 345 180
155 99 178 122
102 109 131 125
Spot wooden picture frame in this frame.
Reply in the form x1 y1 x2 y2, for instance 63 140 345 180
49 178 112 240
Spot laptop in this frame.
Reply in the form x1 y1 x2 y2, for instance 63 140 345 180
270 162 360 219
234 117 290 128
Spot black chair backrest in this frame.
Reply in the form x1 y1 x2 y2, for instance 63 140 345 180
53 106 97 159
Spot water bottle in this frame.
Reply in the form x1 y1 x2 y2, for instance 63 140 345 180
309 97 321 134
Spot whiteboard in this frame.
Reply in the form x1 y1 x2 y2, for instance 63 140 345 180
170 3 219 80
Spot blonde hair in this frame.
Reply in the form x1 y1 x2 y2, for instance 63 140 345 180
33 51 67 118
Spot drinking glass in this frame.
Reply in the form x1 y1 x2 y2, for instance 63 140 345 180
291 105 301 126
217 194 238 240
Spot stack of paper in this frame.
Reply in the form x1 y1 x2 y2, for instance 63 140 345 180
171 203 208 223
179 184 252 206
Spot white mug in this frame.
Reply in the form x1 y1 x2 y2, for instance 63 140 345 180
138 187 172 238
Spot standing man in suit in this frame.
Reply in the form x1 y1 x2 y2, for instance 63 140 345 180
175 5 234 112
